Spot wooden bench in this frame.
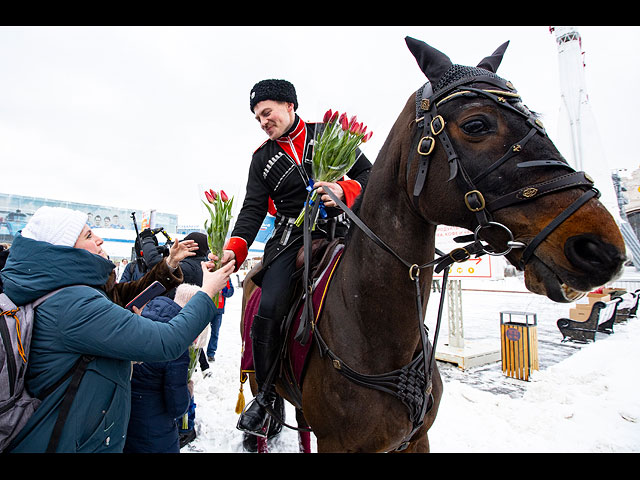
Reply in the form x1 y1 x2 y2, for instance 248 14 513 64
557 297 623 343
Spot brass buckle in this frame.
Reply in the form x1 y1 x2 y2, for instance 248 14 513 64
430 115 445 135
464 190 486 212
409 264 420 281
417 136 435 156
449 248 470 263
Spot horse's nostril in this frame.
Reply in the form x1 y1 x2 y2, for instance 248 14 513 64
565 234 623 272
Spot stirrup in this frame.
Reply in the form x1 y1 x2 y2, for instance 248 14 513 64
236 398 271 438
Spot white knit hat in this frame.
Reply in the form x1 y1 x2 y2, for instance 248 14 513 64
21 206 88 247
173 283 201 308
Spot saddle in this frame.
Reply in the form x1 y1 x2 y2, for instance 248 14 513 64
239 238 344 410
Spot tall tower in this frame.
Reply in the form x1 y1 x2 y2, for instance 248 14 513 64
550 26 640 268
552 27 587 171
550 26 617 216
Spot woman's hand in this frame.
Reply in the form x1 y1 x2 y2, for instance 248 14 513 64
167 238 199 269
200 260 235 299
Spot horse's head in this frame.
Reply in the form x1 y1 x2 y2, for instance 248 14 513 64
403 36 626 302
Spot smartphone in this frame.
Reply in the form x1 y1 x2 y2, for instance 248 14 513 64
125 281 166 311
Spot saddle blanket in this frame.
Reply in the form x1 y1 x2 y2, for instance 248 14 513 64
241 244 344 386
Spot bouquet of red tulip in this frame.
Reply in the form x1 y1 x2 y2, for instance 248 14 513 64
294 109 372 228
202 188 234 304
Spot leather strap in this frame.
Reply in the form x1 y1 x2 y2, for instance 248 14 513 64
486 171 595 212
45 354 94 453
519 188 599 268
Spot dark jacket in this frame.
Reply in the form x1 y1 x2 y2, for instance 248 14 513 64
119 260 146 283
124 296 191 453
0 233 216 453
230 115 372 269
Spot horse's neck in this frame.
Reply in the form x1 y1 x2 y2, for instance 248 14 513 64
342 154 437 306
325 160 436 364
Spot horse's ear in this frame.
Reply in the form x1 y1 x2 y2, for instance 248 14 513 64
405 36 452 84
477 41 510 73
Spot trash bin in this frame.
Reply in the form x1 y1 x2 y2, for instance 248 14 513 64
500 311 538 381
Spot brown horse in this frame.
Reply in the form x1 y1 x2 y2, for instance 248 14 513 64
239 37 626 453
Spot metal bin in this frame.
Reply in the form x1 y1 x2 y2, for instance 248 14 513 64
500 311 538 381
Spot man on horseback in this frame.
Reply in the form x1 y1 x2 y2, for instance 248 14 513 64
221 79 372 437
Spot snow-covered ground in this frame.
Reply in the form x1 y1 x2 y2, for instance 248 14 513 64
182 273 640 453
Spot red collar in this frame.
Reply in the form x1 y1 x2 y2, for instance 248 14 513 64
276 117 306 165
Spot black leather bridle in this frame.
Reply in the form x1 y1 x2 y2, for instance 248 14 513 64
409 73 599 270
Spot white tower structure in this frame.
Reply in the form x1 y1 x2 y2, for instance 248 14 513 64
550 26 640 268
550 26 618 217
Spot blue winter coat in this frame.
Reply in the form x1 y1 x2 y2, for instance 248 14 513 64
0 233 216 453
124 296 191 453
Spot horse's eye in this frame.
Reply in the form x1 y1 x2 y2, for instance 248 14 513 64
461 119 489 135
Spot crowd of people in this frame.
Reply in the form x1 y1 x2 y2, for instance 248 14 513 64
0 77 373 453
0 207 234 453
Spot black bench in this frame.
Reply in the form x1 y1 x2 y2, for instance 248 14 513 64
630 289 640 317
557 297 623 343
612 289 639 322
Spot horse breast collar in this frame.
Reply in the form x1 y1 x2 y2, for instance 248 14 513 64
409 66 599 269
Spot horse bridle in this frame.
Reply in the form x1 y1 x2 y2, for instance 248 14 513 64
409 74 600 270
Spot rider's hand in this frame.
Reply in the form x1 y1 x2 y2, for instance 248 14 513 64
314 181 344 208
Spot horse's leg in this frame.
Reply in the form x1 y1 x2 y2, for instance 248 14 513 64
296 408 312 453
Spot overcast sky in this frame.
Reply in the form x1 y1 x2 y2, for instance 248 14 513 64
1 26 638 226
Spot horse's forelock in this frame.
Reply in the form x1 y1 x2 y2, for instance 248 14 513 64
433 64 504 94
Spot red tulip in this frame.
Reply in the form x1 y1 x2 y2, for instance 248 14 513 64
349 115 357 128
323 109 333 123
362 131 373 142
339 113 349 131
330 110 339 123
220 190 229 202
350 121 360 135
205 189 216 203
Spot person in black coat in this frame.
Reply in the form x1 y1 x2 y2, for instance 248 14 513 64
123 294 191 453
226 79 372 437
171 232 210 294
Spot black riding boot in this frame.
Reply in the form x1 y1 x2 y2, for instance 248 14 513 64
237 315 281 437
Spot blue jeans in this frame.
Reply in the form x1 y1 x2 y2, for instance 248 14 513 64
206 311 223 359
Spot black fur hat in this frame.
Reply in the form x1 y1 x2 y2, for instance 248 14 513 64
250 79 298 112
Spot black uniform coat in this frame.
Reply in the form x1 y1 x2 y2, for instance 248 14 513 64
231 115 372 275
